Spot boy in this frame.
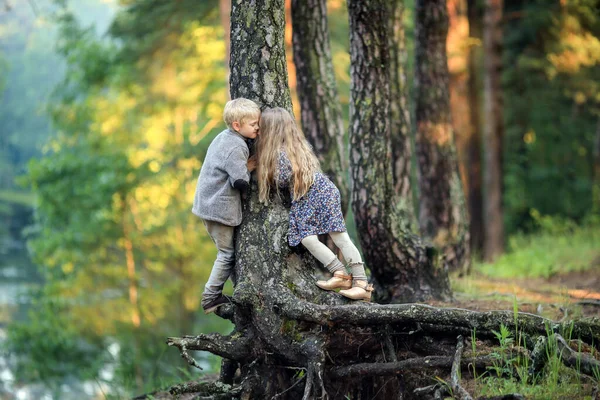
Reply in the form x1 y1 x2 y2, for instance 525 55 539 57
192 98 260 314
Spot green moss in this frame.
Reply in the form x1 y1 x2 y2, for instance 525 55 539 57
286 282 297 292
280 318 297 335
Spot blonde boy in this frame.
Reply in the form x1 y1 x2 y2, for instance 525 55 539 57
192 98 261 313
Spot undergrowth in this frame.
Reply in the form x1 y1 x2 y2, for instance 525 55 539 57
476 213 600 279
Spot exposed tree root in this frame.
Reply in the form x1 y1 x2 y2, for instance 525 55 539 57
329 355 496 378
450 335 473 400
274 290 600 344
168 381 242 398
165 297 600 399
167 333 252 365
555 333 600 378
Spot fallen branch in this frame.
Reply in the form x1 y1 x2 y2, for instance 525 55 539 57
450 335 473 400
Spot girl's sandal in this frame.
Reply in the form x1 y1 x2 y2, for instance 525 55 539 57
316 270 353 291
339 280 374 301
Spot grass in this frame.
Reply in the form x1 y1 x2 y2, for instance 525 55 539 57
470 315 596 400
451 215 600 399
476 213 600 279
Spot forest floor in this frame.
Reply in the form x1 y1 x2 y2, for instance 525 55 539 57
425 258 600 399
143 260 600 400
438 258 600 320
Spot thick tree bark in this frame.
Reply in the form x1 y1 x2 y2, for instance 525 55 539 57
415 0 471 272
291 0 349 215
467 0 484 255
389 0 416 230
229 0 292 110
482 0 505 261
348 0 451 303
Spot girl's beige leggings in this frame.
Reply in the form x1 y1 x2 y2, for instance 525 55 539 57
301 232 367 281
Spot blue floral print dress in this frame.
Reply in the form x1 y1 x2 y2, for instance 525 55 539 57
276 150 346 246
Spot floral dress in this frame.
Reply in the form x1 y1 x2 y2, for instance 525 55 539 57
276 151 346 246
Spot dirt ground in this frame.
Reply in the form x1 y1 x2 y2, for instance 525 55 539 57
431 262 600 321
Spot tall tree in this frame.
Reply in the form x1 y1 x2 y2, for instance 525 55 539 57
219 0 231 96
594 117 600 212
466 0 484 254
414 0 471 271
229 1 291 109
482 0 504 261
347 0 451 302
389 0 416 229
291 0 349 215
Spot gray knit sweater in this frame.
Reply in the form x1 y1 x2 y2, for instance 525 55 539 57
192 129 250 226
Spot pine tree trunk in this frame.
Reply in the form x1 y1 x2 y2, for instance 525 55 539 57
229 0 292 110
348 0 451 302
389 0 417 230
482 0 504 261
414 0 471 272
466 0 484 256
593 117 600 212
291 0 349 215
219 0 231 97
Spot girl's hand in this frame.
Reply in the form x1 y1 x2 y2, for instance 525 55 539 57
247 156 257 172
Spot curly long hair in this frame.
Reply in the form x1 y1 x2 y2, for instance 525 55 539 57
256 107 321 204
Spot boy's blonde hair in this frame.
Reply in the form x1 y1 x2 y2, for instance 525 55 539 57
223 98 261 129
256 107 321 204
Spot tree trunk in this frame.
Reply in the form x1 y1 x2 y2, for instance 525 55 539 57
593 117 600 213
467 0 484 256
389 0 417 230
482 0 504 261
291 0 349 215
219 0 231 97
447 0 470 199
414 0 471 272
348 0 451 303
229 0 292 110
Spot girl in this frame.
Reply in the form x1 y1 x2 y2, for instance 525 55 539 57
256 107 373 301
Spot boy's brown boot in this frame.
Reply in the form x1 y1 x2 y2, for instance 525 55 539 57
339 280 374 301
316 271 353 291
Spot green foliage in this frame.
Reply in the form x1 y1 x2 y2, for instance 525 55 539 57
4 0 233 394
503 0 600 233
473 322 592 400
3 297 107 385
476 213 600 279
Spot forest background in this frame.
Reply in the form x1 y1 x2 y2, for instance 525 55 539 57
0 0 599 399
